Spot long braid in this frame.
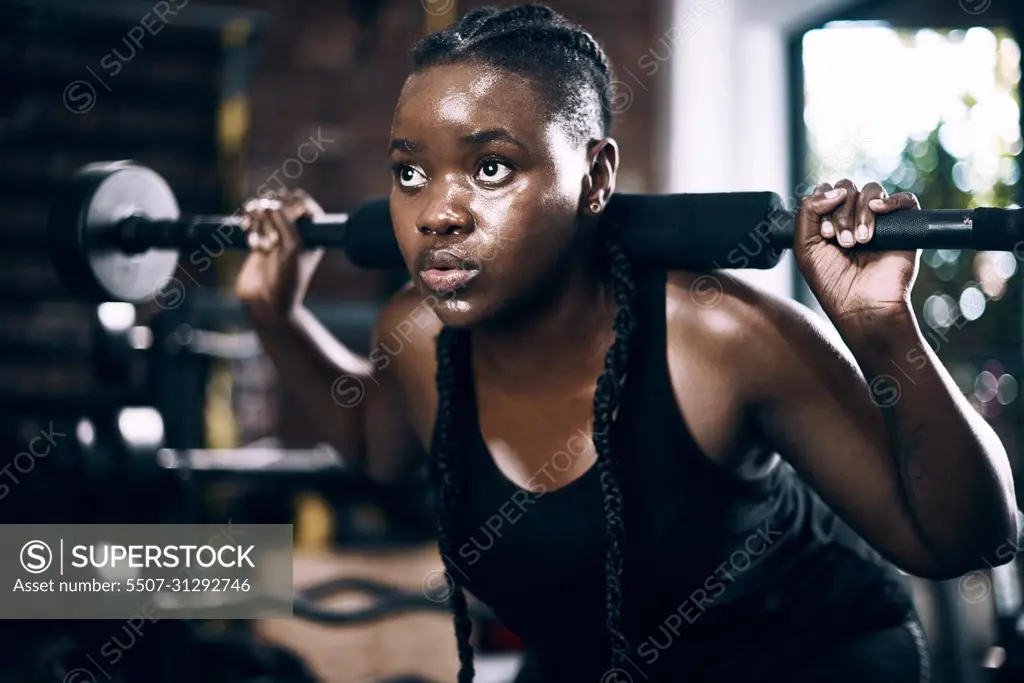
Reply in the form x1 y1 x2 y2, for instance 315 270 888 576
430 326 476 683
415 5 636 678
592 230 637 667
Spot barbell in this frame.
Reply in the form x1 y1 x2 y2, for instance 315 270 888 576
48 160 1024 304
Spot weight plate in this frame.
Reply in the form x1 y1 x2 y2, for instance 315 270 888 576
48 161 180 303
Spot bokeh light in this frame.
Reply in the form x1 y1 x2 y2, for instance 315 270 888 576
804 24 1020 432
998 374 1019 405
804 26 1020 207
959 286 987 321
923 293 958 329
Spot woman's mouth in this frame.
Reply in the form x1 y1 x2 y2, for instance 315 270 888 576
419 267 480 293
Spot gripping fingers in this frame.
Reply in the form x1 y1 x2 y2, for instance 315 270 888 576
242 195 283 252
797 185 848 249
273 192 315 253
830 179 859 248
855 182 887 244
241 190 320 254
803 186 848 220
813 183 836 238
868 192 920 215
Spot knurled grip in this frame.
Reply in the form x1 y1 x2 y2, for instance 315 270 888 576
873 211 931 250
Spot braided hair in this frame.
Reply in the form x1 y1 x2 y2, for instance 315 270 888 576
412 6 637 680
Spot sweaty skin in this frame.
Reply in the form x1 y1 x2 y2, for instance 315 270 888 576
238 61 1016 582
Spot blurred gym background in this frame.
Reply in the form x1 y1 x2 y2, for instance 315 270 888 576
1 0 1023 681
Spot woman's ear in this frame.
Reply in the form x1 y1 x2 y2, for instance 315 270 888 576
584 138 619 215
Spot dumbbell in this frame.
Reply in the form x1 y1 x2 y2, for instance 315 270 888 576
48 160 1024 304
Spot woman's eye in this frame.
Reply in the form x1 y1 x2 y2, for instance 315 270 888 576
476 159 512 184
397 165 427 188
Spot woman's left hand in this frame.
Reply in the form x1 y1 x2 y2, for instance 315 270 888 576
793 179 921 329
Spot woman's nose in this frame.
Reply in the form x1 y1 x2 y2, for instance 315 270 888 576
417 189 474 236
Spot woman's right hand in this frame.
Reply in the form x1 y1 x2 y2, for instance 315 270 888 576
236 189 326 327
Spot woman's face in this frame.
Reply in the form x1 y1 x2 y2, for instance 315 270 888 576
389 61 593 327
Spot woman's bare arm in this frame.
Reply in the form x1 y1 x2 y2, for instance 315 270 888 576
251 301 426 480
746 288 1016 579
237 192 433 482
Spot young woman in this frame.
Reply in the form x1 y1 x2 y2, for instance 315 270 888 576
235 5 1017 682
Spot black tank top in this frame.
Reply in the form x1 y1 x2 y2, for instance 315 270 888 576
445 268 916 682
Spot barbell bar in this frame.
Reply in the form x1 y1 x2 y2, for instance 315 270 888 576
48 160 1024 304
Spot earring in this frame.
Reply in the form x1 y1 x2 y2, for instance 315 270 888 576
590 201 601 214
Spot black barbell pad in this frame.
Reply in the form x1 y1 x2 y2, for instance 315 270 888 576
602 192 788 270
339 198 1024 269
341 192 789 271
340 197 397 269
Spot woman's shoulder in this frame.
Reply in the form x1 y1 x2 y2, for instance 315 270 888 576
661 270 851 469
375 283 444 343
372 283 444 450
663 269 841 377
664 269 775 348
373 282 442 387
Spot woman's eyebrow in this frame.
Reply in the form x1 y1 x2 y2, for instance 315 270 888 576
389 138 420 154
461 129 527 150
388 130 526 154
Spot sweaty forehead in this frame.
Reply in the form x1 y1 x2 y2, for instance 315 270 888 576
393 63 552 140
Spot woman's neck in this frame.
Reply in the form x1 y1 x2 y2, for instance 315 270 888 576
471 247 618 393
